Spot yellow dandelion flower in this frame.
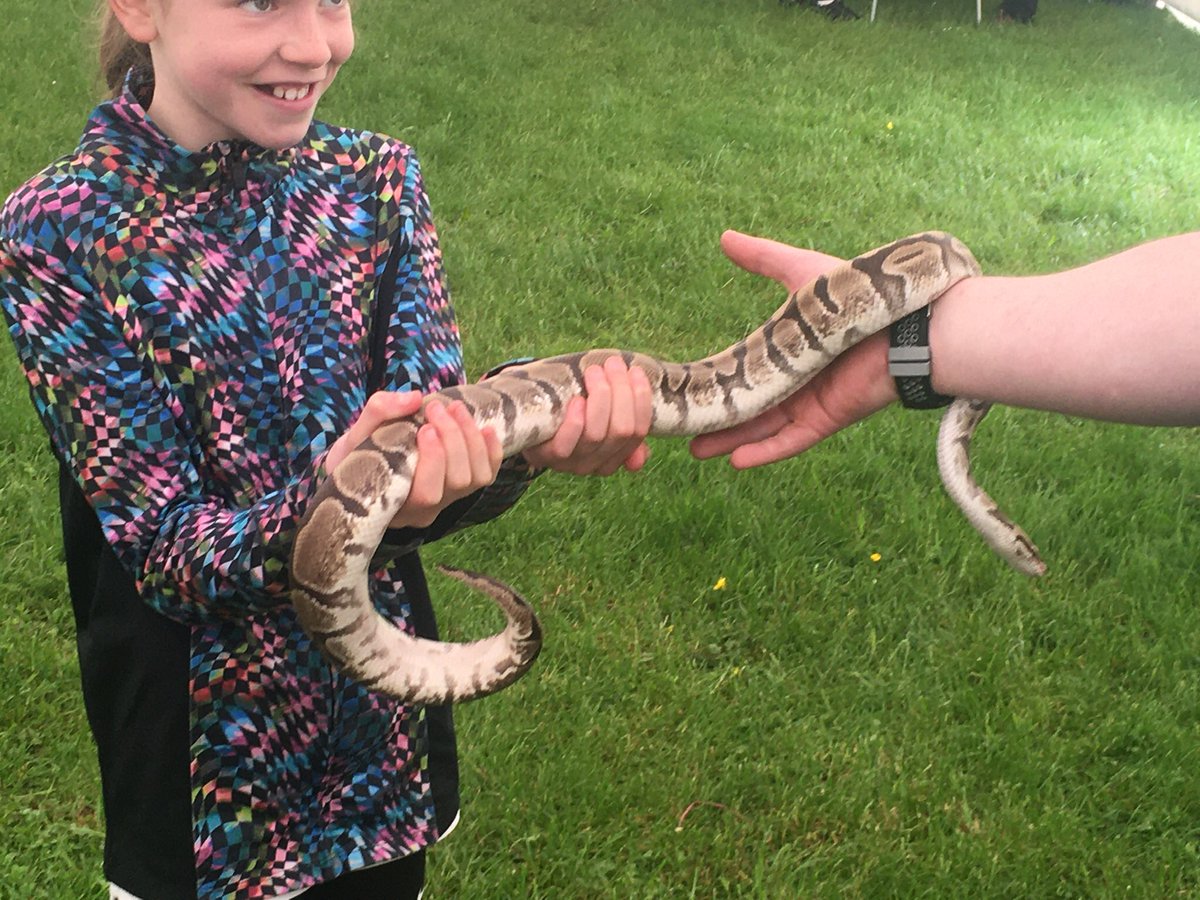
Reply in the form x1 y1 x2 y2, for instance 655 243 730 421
886 121 894 130
713 577 727 591
870 552 882 563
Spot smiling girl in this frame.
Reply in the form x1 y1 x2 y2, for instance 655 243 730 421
0 2 651 898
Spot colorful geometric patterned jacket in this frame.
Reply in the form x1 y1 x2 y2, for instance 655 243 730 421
0 70 536 899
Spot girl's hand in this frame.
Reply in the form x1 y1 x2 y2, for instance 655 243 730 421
689 230 899 469
326 391 503 529
523 355 654 476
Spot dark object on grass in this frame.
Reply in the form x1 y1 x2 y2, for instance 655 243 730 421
998 0 1037 22
780 0 862 20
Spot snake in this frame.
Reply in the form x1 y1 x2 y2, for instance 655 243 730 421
289 232 1045 706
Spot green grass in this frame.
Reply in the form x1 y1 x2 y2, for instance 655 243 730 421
2 0 1199 896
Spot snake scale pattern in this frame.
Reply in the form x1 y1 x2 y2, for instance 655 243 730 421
289 232 1044 706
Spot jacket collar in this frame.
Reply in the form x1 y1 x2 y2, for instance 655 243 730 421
82 67 298 222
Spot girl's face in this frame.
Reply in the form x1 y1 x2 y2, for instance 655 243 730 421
135 0 355 151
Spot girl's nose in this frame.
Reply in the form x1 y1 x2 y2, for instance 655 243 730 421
279 10 335 68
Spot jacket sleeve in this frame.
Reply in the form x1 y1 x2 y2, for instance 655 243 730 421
0 213 319 625
368 149 541 562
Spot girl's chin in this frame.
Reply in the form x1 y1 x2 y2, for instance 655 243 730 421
238 120 317 151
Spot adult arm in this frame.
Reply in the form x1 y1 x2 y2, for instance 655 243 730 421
692 230 1200 468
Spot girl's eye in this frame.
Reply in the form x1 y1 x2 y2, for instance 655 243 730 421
239 0 275 12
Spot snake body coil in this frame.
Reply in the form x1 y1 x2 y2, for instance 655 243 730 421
290 232 1042 705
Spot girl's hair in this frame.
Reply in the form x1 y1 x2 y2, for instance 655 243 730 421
97 2 152 96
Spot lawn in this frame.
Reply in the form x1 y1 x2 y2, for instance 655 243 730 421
1 0 1198 897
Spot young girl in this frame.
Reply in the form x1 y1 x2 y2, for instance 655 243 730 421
0 1 652 898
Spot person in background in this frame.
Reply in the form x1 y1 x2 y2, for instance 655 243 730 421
999 0 1038 23
781 0 862 22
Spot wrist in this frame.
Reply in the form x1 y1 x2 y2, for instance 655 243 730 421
924 277 973 399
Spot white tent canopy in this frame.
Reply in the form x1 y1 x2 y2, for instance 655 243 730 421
1161 0 1200 32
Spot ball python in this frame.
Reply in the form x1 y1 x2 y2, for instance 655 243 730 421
289 231 1045 706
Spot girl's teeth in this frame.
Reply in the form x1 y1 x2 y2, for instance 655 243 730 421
271 85 310 101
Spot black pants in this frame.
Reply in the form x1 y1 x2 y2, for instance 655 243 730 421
303 851 426 899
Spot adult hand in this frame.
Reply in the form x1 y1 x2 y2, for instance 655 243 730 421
523 355 654 476
689 230 899 469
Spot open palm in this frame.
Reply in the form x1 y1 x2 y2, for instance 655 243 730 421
690 231 900 469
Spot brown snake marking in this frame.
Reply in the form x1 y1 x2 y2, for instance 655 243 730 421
289 232 1044 706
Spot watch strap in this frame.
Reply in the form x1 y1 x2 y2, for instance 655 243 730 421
888 307 954 409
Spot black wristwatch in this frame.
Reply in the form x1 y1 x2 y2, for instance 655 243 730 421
887 307 954 409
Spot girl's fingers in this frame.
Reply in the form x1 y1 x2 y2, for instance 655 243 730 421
600 356 636 439
621 442 651 473
590 358 640 473
623 364 654 472
389 400 505 529
631 364 653 437
541 395 586 461
522 361 654 475
480 425 504 479
445 400 503 484
402 423 447 525
581 364 614 447
328 390 423 472
430 401 471 492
